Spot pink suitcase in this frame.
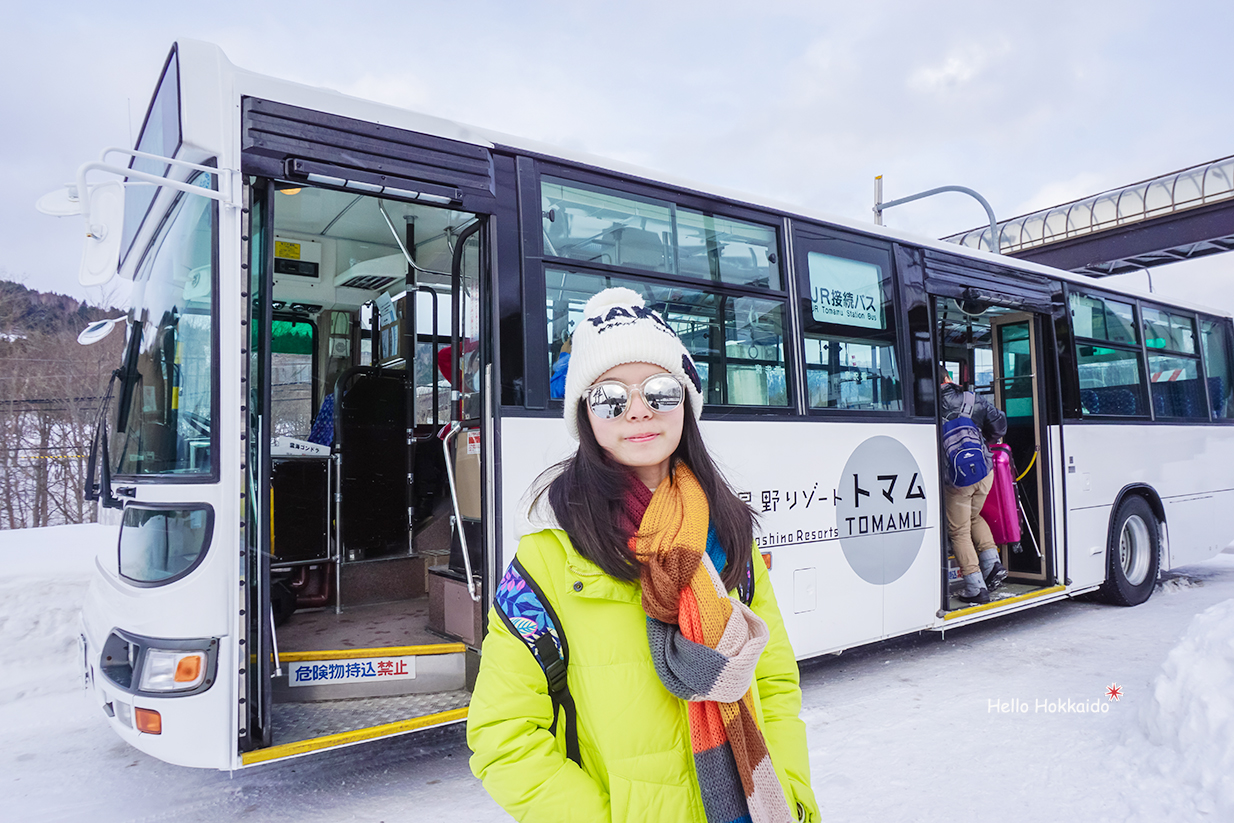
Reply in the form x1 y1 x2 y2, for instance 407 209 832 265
981 444 1021 545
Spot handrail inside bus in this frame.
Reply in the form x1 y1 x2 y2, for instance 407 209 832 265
377 201 451 280
441 421 480 602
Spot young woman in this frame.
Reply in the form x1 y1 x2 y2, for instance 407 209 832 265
468 288 818 823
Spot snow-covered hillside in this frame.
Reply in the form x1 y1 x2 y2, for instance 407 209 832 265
3 524 1232 822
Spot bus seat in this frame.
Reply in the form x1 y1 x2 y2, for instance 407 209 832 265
1209 376 1226 417
307 393 335 446
1080 388 1099 414
611 226 666 270
1151 385 1166 417
1106 388 1138 415
335 367 410 560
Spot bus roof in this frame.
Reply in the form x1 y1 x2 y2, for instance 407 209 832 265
186 40 1229 320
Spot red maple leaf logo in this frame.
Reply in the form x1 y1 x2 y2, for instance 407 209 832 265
1106 683 1123 701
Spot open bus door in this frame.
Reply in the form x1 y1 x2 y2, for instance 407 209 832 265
238 180 488 766
990 312 1051 586
424 220 486 647
935 297 1057 614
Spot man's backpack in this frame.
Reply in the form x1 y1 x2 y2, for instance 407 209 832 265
941 391 989 487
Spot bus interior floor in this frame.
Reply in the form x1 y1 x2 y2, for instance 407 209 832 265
277 597 439 652
270 689 472 746
947 581 1043 612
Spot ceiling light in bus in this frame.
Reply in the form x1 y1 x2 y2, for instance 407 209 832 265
303 172 454 205
139 649 207 691
134 708 162 735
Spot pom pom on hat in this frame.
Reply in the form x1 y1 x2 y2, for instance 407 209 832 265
562 287 704 440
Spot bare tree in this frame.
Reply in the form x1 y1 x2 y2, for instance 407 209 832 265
0 279 123 528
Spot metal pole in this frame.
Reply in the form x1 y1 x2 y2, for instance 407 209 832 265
873 181 1000 254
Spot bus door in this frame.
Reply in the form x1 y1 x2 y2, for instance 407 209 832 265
422 219 486 646
236 178 489 766
935 297 1055 609
989 312 1050 585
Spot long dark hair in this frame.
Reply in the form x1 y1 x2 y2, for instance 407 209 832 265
533 395 755 591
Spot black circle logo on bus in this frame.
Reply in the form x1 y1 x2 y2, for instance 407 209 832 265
836 436 928 585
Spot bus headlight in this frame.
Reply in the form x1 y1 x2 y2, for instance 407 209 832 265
139 649 208 691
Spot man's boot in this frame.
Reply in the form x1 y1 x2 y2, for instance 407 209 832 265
957 572 990 604
980 549 1008 591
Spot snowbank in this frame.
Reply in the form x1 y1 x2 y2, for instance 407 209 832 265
0 524 114 705
0 522 112 578
1141 598 1234 817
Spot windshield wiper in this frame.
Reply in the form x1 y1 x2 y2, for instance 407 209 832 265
114 317 142 433
85 370 122 509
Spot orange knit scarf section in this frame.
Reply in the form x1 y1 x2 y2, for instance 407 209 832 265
632 465 792 823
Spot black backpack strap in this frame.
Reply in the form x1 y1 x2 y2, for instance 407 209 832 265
739 557 756 606
492 556 580 766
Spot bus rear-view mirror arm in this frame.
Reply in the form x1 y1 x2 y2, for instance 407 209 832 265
37 148 240 287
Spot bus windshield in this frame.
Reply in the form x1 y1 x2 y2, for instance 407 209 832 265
110 176 217 477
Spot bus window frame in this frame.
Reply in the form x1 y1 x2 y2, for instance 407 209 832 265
529 161 797 418
270 313 319 436
112 169 222 484
121 45 184 268
534 163 788 295
1063 283 1230 424
115 501 215 588
791 224 910 420
1199 313 1234 424
1139 302 1209 421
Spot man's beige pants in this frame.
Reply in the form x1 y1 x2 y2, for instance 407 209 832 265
945 473 996 578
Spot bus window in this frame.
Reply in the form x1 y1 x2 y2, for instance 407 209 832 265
1070 293 1138 345
270 318 315 438
541 176 781 290
1075 346 1147 416
111 176 216 476
1070 293 1147 417
798 240 902 412
1202 318 1234 419
544 268 789 407
119 504 213 585
541 178 673 274
1142 308 1204 419
675 209 780 289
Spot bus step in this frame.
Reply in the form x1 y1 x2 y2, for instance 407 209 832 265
273 643 466 702
245 689 471 765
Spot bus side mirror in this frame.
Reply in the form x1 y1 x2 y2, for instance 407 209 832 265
36 180 126 287
79 182 125 287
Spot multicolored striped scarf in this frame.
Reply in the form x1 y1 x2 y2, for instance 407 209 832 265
629 465 793 823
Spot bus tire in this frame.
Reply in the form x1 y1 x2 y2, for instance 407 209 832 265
1099 495 1160 606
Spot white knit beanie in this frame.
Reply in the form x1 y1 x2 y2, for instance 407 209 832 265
563 287 704 440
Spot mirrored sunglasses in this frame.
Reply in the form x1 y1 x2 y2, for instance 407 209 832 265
586 373 685 419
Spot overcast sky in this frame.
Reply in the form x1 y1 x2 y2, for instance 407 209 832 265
4 0 1232 311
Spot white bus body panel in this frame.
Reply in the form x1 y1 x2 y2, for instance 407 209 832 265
79 487 238 770
1063 423 1234 584
500 418 941 659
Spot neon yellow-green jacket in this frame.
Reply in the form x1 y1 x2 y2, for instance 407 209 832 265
468 529 819 822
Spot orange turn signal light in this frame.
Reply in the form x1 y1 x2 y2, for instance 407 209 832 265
174 655 202 683
135 708 162 735
761 552 772 570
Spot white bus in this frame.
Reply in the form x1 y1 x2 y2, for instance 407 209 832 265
49 41 1234 770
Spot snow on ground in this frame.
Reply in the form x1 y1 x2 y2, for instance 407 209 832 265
3 524 1233 822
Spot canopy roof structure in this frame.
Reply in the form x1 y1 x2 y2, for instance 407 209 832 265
944 155 1234 275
